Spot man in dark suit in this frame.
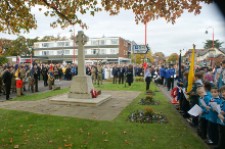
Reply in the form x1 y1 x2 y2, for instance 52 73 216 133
112 64 118 84
118 65 125 84
2 66 12 100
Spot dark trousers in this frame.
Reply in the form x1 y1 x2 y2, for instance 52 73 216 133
113 76 118 84
167 77 174 90
161 77 164 85
145 77 151 91
181 97 190 118
217 125 225 149
43 75 48 86
118 74 124 84
34 79 38 92
5 84 11 100
208 122 219 144
198 118 208 139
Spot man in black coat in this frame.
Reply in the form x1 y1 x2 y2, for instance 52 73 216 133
2 66 12 100
118 65 125 84
41 64 48 86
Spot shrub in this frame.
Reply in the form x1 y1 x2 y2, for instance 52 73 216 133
135 76 144 82
0 56 8 65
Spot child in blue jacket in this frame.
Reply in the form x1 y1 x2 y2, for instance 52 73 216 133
215 86 225 149
207 86 221 145
197 86 211 140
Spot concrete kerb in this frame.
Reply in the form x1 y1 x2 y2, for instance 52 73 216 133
0 90 141 121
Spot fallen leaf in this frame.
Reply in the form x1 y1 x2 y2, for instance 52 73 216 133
102 131 108 135
64 144 73 147
103 139 109 142
10 138 13 143
124 140 130 144
48 140 53 144
14 145 19 149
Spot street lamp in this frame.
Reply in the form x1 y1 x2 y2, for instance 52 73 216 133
205 26 214 49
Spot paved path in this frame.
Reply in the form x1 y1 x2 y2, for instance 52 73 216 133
0 80 71 101
0 80 140 121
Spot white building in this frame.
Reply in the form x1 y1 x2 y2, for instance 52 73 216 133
33 37 132 64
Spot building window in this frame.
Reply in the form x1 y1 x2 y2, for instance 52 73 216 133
42 51 49 55
42 43 49 48
91 40 98 45
64 50 70 55
111 39 118 45
49 51 54 55
57 50 63 55
92 49 97 55
110 49 116 54
57 42 70 47
100 49 106 54
58 42 64 47
99 40 105 45
65 42 69 46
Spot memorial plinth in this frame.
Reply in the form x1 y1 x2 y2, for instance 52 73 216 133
68 76 93 99
49 31 111 106
49 93 111 107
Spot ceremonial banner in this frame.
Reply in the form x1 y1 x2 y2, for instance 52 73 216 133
187 46 195 92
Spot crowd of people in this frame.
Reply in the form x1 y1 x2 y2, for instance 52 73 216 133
156 61 225 149
140 60 225 149
0 62 146 100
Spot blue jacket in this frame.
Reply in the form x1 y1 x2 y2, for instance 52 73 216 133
159 68 165 77
168 68 175 78
165 69 170 79
217 99 225 125
198 95 211 120
208 97 223 123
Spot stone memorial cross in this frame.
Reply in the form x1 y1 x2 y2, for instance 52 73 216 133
76 31 88 76
68 31 94 99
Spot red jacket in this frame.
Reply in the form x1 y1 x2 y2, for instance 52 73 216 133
16 80 23 88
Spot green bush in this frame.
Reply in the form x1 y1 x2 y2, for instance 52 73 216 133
135 76 144 82
0 56 8 65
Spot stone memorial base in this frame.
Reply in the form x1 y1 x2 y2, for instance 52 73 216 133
68 75 94 99
49 94 111 107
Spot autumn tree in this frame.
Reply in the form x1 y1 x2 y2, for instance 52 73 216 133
204 39 224 49
0 38 12 55
167 53 179 64
3 36 30 56
154 52 165 58
131 50 153 64
0 56 8 65
0 0 212 34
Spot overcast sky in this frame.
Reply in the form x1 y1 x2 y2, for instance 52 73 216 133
1 2 225 56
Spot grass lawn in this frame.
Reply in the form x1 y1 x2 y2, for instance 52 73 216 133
0 82 208 149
